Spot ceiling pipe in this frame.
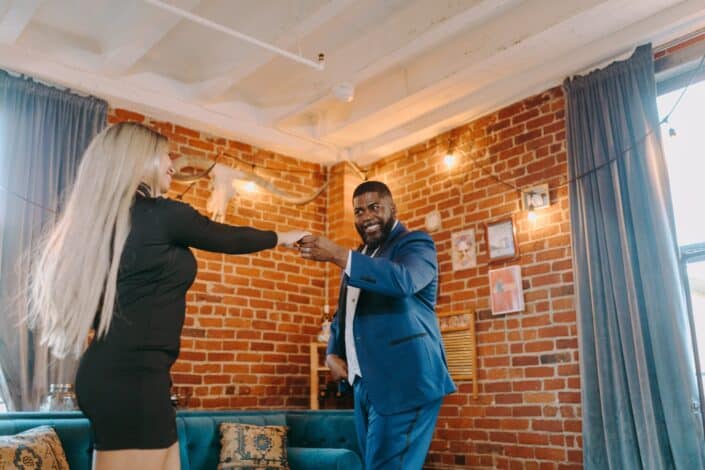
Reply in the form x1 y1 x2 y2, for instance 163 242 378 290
143 0 325 71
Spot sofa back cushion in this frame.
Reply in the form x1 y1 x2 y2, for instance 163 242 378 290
286 411 360 455
0 418 93 470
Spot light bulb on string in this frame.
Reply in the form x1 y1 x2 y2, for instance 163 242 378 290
663 116 677 138
444 130 458 169
443 153 456 169
527 209 537 223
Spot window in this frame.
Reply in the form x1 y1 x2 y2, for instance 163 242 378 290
658 77 705 392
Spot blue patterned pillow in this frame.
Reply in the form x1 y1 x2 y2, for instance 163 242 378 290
218 422 289 469
0 425 70 470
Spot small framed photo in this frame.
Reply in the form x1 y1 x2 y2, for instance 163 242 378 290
485 217 518 262
521 184 550 211
489 265 525 315
451 228 477 271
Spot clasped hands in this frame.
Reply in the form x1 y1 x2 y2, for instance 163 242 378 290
297 235 349 268
278 232 348 267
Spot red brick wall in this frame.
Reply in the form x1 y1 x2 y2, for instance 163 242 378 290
108 109 328 408
95 31 705 467
355 87 581 469
325 162 363 312
109 84 579 468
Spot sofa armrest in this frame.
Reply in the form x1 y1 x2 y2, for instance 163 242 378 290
287 447 362 470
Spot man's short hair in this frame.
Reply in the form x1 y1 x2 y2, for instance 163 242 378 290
352 181 392 200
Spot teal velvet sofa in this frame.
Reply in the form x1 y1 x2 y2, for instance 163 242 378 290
0 409 361 469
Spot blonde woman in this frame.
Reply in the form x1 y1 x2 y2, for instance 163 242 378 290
30 122 308 470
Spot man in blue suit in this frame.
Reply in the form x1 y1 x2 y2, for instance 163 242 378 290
298 181 456 469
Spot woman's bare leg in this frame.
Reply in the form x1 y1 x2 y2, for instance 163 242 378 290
92 442 181 470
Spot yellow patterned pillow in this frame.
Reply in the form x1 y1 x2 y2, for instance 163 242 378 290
218 422 289 470
0 425 69 470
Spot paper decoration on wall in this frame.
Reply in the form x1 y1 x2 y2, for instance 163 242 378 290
451 228 477 271
488 265 525 315
425 210 442 232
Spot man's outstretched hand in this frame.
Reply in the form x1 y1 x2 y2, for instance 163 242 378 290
298 235 348 268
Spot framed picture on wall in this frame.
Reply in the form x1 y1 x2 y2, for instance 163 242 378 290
488 265 525 315
451 228 477 271
485 217 518 262
521 183 550 211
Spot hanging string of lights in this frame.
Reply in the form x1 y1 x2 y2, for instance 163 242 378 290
3 51 704 215
444 51 705 201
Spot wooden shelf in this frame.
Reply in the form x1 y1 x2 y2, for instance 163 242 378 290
309 342 329 410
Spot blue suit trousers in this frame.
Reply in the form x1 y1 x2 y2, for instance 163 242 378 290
353 377 442 469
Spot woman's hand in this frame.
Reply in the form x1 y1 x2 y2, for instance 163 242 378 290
276 230 310 247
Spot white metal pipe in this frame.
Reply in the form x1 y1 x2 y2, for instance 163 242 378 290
143 0 324 71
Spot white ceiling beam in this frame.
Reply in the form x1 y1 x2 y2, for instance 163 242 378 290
0 0 42 44
271 0 521 125
188 0 355 102
346 0 705 164
0 42 336 162
99 0 202 75
308 0 614 141
322 0 680 145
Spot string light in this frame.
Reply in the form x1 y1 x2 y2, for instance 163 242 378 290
444 153 456 169
4 52 704 215
450 50 705 200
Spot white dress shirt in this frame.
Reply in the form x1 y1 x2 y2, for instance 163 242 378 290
344 245 379 383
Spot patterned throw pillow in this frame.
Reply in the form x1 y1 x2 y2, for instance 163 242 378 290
218 422 289 470
0 425 69 470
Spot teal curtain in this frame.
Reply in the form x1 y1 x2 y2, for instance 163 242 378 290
0 70 106 410
564 44 705 469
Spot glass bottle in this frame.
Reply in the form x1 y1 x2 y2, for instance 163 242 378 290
39 384 78 411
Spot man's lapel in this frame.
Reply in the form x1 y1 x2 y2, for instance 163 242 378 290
376 222 407 258
337 223 408 340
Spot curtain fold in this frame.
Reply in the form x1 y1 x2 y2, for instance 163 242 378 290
0 70 107 410
564 44 705 469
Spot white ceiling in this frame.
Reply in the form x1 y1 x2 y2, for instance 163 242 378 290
1 0 704 165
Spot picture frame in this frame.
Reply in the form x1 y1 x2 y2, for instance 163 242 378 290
451 228 477 271
485 216 518 262
488 265 525 315
521 183 550 211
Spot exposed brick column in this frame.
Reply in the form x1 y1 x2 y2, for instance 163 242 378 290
324 162 363 315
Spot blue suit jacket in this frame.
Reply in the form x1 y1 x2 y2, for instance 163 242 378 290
327 222 456 415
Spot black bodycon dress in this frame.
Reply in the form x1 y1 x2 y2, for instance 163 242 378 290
74 193 277 450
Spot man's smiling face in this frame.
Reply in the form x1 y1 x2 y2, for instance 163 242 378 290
353 191 397 250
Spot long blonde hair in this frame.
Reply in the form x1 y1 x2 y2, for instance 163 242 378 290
29 122 168 358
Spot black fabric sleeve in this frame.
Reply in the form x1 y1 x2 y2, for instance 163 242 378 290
158 198 277 254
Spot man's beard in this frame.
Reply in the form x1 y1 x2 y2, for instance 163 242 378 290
356 217 395 251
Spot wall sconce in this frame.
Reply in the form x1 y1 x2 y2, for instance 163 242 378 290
521 183 550 221
243 181 257 193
